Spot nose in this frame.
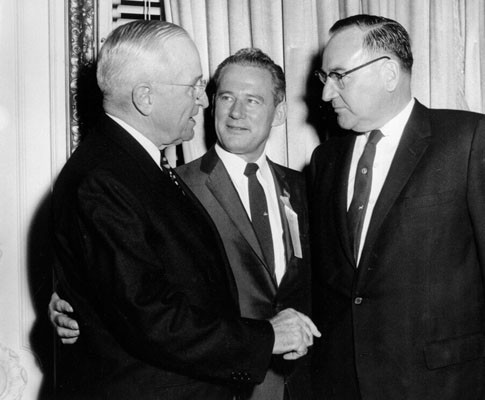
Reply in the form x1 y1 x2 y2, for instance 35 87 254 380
321 79 339 103
229 99 246 119
196 91 209 108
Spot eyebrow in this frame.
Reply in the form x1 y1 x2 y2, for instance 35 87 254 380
324 65 347 73
217 90 265 102
190 75 203 85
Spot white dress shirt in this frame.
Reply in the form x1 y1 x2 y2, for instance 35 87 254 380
347 99 415 263
215 143 286 285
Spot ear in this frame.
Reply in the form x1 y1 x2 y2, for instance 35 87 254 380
382 59 400 92
271 100 288 127
132 83 154 116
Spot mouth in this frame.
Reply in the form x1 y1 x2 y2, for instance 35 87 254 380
226 124 249 132
189 109 200 122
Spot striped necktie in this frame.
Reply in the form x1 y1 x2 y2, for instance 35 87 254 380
160 150 185 195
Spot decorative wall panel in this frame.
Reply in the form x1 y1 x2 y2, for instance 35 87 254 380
68 0 98 152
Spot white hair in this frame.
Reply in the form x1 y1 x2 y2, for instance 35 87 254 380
96 20 188 106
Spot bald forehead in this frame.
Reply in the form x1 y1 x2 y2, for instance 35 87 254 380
154 34 200 72
163 34 197 60
163 35 203 83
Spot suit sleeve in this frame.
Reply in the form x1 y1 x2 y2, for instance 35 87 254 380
61 170 274 384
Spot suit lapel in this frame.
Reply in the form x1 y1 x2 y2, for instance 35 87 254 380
102 115 164 185
102 116 224 251
202 149 269 273
102 116 187 203
268 160 293 265
335 136 359 270
358 101 432 279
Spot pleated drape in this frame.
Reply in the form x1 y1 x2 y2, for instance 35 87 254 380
163 0 485 170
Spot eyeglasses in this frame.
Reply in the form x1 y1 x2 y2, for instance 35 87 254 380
314 56 390 89
153 79 208 100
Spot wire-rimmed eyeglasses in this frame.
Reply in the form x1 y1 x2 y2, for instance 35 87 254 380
153 79 208 100
314 56 390 89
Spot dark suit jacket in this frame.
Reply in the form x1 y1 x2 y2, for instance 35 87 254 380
51 115 275 400
177 147 312 400
309 100 485 400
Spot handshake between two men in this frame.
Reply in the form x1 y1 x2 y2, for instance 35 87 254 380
49 293 320 360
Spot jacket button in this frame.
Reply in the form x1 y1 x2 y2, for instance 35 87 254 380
354 297 363 305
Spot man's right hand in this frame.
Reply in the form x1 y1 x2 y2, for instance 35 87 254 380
270 308 321 360
48 292 80 344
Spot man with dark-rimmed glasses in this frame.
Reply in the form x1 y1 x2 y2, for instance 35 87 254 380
309 14 485 400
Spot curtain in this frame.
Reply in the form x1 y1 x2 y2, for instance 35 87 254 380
163 0 485 170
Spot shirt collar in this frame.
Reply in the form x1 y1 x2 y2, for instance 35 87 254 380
215 142 268 177
106 113 163 167
377 98 415 138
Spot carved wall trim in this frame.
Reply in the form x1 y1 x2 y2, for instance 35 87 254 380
0 342 27 400
68 0 98 153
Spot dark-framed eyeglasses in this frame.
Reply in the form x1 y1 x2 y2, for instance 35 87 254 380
153 78 208 100
314 56 390 89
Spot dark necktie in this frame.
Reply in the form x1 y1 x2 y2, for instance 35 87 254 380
160 150 185 195
347 130 383 263
244 163 275 274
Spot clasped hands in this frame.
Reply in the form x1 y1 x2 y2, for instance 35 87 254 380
49 293 321 359
270 308 321 360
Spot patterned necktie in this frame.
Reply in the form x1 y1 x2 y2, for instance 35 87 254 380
244 163 275 275
160 150 185 195
347 130 383 263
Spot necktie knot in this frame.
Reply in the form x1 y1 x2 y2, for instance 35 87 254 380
368 129 383 145
244 163 259 177
159 150 185 195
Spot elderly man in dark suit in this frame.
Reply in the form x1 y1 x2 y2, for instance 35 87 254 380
50 46 315 400
310 14 485 400
51 20 318 400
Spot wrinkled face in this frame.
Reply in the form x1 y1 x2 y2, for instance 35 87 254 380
214 65 285 162
151 35 208 146
321 27 388 132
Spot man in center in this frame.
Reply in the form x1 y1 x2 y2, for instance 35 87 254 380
177 48 311 400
